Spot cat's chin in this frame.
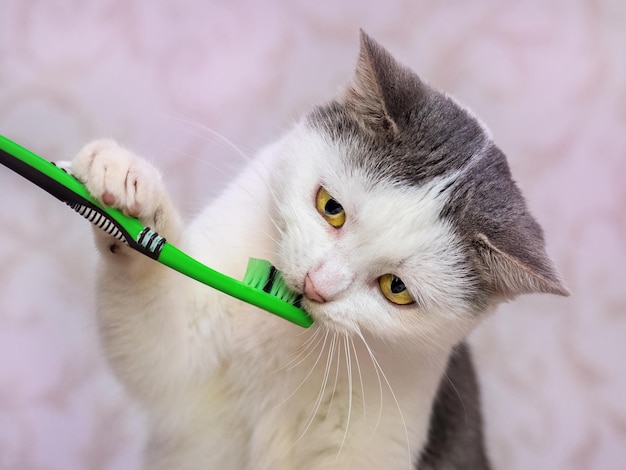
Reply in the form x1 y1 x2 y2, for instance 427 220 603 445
300 299 359 335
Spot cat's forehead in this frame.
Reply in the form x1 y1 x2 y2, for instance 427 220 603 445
307 89 490 190
340 170 452 241
307 139 458 266
293 121 457 198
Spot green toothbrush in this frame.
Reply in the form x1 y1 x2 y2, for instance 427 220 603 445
0 134 313 329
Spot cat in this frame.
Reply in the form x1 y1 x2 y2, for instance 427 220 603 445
70 31 568 469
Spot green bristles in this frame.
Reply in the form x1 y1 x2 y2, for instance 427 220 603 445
243 258 272 287
243 258 302 306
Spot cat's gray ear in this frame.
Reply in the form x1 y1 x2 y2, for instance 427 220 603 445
343 30 423 133
475 232 569 298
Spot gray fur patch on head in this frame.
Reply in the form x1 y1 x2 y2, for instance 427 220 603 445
441 145 569 298
306 31 568 303
308 31 489 188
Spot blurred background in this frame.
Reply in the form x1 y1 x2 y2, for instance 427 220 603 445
0 0 624 468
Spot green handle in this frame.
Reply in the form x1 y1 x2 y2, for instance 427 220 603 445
0 134 313 328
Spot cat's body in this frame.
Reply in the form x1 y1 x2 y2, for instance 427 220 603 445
71 33 567 469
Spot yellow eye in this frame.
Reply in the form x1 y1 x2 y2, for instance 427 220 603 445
379 274 415 305
315 187 346 228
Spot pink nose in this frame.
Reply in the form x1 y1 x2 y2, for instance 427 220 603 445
304 274 326 303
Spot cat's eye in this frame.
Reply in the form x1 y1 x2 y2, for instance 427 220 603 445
379 274 415 305
315 187 346 228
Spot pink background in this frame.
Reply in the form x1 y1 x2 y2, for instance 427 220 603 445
0 1 624 468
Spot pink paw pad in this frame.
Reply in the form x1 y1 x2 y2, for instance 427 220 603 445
102 191 116 206
126 203 142 217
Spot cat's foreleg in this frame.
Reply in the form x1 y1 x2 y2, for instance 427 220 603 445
71 140 193 405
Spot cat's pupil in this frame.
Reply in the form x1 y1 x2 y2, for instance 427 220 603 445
325 199 343 215
390 276 406 294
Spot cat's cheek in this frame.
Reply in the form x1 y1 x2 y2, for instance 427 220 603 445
273 251 310 299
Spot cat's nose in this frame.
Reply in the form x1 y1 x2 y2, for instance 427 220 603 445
303 260 354 303
304 274 326 303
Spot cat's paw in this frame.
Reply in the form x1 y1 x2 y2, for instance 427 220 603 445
71 139 165 225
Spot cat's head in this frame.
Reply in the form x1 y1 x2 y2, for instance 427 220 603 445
270 31 568 346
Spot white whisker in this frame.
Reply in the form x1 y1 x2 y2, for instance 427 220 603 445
167 115 254 164
336 333 354 462
357 332 412 469
279 332 337 458
272 330 328 410
282 328 323 371
167 115 286 237
174 149 235 178
360 334 383 438
324 330 342 421
440 358 468 423
350 336 366 420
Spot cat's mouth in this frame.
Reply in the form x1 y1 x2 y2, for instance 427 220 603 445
298 295 357 334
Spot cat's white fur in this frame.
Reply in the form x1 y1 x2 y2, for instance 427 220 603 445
71 123 490 469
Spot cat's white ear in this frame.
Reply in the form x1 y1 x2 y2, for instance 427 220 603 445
475 233 569 298
343 30 423 133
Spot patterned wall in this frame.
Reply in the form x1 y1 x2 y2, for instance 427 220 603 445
0 1 624 468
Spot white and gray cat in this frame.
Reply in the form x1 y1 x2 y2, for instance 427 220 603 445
70 32 568 469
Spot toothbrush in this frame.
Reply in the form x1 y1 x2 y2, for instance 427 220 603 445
0 134 313 328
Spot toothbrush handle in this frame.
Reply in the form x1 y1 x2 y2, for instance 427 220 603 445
0 137 159 258
0 135 313 328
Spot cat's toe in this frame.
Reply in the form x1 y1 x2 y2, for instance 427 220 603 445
71 139 163 222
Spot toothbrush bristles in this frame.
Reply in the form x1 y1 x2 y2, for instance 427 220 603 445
243 258 301 305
